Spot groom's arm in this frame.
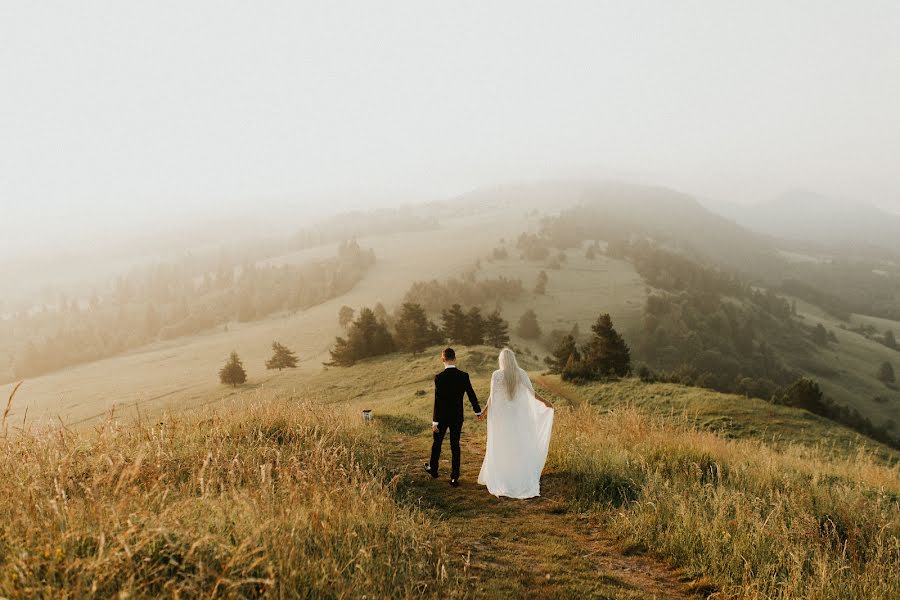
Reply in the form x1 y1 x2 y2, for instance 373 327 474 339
465 374 482 416
432 375 439 430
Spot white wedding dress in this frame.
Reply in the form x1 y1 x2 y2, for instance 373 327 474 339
477 368 554 499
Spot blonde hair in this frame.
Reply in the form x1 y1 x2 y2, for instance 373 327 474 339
498 348 521 399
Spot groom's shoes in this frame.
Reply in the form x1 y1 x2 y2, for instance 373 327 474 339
449 477 460 487
423 463 438 479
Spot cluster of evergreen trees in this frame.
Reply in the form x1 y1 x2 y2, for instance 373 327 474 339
327 302 512 367
544 314 631 382
440 304 510 348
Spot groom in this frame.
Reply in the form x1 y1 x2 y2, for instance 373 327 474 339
423 348 482 487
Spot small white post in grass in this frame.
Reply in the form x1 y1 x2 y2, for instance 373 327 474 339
362 409 373 423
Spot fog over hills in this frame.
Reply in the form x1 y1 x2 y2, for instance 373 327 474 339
705 190 900 254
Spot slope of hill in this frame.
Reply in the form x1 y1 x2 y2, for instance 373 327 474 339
780 297 900 431
3 349 897 598
0 210 530 428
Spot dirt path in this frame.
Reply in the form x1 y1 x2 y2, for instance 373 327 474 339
387 429 702 599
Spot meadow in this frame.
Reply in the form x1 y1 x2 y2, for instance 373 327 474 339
478 244 647 342
0 391 459 598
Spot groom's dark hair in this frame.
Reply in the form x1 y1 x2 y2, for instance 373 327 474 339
442 348 456 361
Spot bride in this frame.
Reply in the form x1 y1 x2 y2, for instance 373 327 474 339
478 348 554 499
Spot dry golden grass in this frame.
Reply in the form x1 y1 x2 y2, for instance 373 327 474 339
0 394 458 598
2 380 22 431
549 405 900 599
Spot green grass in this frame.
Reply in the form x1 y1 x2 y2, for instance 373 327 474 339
783 296 900 432
549 404 900 599
537 376 899 463
479 247 647 348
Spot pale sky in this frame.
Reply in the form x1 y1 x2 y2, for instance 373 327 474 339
2 1 899 252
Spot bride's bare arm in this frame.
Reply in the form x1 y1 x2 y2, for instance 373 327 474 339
534 392 553 408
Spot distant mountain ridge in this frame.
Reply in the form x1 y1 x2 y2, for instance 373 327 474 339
706 190 900 253
450 180 780 273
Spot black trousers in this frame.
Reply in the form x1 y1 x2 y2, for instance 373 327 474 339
430 421 462 479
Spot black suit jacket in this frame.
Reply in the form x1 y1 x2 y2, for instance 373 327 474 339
433 367 481 425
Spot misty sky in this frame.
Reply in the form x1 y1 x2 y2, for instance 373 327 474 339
2 1 899 251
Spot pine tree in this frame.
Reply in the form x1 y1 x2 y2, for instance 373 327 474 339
484 310 510 348
441 304 468 344
778 378 824 411
219 351 247 386
545 334 580 374
534 271 548 295
463 307 486 345
265 341 298 370
878 361 895 384
395 303 434 354
327 307 396 366
516 309 542 339
582 313 631 378
884 329 896 350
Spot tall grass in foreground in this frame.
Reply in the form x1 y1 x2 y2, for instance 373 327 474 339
549 406 900 599
0 397 455 598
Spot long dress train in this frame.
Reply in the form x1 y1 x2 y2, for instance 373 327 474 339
477 368 554 499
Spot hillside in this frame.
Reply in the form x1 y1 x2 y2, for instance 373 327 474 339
453 180 778 272
0 209 530 428
3 349 897 598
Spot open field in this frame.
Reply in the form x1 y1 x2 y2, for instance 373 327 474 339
4 349 897 598
478 246 647 346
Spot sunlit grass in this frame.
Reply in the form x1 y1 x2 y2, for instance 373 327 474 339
0 395 457 598
549 405 900 599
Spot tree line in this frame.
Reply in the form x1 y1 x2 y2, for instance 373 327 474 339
327 302 513 367
10 241 375 382
402 272 523 313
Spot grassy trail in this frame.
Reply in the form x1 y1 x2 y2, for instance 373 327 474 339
384 424 700 599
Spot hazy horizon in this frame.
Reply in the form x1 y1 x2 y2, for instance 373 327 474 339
3 1 900 256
